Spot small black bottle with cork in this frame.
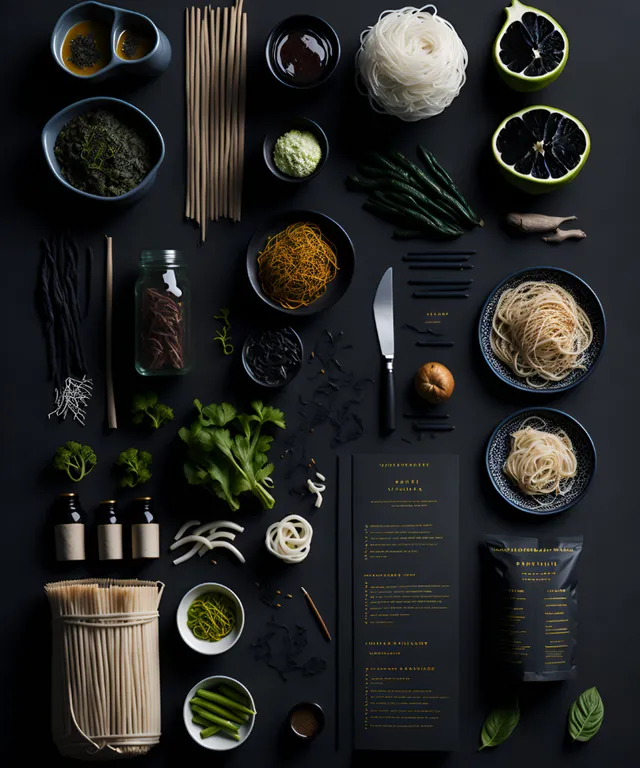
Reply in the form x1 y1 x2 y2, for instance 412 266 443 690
131 496 160 559
53 492 86 562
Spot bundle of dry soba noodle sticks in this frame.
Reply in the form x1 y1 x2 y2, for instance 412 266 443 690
186 1 248 241
46 579 164 760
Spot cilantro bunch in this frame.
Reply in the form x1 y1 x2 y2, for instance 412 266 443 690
179 400 285 511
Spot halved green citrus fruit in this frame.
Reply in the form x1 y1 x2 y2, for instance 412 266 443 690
492 106 590 194
493 0 568 92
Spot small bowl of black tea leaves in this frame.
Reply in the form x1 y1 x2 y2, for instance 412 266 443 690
42 96 165 203
242 327 303 388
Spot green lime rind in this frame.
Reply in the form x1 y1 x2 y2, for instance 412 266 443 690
491 105 590 195
493 0 569 93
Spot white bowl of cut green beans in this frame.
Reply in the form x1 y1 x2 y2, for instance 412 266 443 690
183 675 256 750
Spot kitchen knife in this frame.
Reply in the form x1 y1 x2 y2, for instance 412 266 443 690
373 267 395 433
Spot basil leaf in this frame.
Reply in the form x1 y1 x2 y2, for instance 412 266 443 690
478 704 520 751
568 687 604 742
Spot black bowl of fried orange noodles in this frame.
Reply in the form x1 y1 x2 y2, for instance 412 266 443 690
247 211 355 316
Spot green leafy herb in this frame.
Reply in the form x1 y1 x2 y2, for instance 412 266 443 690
479 703 520 751
116 448 152 488
214 308 234 355
179 399 285 511
54 108 153 197
53 441 97 483
568 687 604 742
132 391 174 428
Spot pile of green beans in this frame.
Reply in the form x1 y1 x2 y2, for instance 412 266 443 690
347 146 483 239
189 684 256 741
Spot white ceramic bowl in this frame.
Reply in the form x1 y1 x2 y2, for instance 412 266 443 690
183 675 256 751
176 583 244 655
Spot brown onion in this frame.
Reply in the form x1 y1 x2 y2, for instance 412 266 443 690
415 362 455 404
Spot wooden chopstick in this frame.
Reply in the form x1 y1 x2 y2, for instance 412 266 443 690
105 235 116 429
301 587 331 642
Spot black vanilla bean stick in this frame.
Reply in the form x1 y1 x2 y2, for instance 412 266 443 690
413 423 456 432
408 279 473 286
409 264 473 270
403 255 470 263
404 412 450 419
407 250 476 256
416 340 455 347
412 292 469 299
409 284 472 292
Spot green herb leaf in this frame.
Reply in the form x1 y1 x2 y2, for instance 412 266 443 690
478 704 520 751
568 687 604 742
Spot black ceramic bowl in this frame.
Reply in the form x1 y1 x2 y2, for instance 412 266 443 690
241 327 303 388
479 267 606 393
265 15 340 89
263 117 329 183
247 210 355 317
288 702 325 740
486 407 596 516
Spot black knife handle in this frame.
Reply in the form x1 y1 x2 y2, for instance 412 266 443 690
383 359 396 434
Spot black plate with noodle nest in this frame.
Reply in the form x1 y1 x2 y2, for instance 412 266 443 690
246 210 355 316
486 407 596 515
478 267 606 392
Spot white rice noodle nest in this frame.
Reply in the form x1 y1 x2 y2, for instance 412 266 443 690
265 514 313 564
355 5 468 122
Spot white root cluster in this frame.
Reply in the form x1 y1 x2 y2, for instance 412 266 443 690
265 515 313 564
355 6 468 122
171 520 245 565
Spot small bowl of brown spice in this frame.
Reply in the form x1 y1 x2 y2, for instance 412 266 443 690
288 702 325 740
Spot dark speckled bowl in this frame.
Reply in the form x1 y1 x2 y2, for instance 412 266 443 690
42 96 165 204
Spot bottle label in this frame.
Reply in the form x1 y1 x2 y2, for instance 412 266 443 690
55 523 86 562
132 523 160 559
98 524 123 561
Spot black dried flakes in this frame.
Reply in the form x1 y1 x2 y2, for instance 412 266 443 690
403 323 445 336
67 32 102 69
244 327 302 386
252 617 325 682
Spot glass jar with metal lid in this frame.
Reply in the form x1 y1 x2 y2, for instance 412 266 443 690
135 250 191 375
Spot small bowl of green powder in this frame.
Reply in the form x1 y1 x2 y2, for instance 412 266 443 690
177 583 245 655
263 117 328 183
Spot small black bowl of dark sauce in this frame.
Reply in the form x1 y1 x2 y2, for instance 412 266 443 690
266 15 340 89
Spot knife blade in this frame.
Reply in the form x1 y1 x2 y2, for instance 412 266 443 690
373 267 395 433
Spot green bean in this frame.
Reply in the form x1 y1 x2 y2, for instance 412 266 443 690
200 725 222 739
192 715 210 728
197 688 256 716
385 179 464 228
217 684 251 706
418 146 483 225
191 705 240 735
190 697 247 724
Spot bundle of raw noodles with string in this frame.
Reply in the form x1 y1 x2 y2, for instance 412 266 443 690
39 235 93 423
45 579 164 760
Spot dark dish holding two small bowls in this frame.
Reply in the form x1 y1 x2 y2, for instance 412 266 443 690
266 15 340 89
242 327 303 388
263 117 329 183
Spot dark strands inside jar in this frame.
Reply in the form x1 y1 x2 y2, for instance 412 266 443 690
290 707 321 738
245 327 302 385
142 288 185 371
275 29 332 84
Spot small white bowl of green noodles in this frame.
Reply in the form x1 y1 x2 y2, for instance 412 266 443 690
177 583 244 655
184 675 256 750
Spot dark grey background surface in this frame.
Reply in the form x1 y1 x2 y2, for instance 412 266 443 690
1 0 639 765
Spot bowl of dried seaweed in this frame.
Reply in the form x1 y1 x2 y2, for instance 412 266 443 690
42 96 165 203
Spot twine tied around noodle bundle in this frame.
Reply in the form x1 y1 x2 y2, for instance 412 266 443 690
46 579 164 760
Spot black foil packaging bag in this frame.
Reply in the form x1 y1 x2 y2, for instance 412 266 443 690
484 535 583 682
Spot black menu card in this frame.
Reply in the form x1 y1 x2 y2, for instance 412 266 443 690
347 454 459 751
